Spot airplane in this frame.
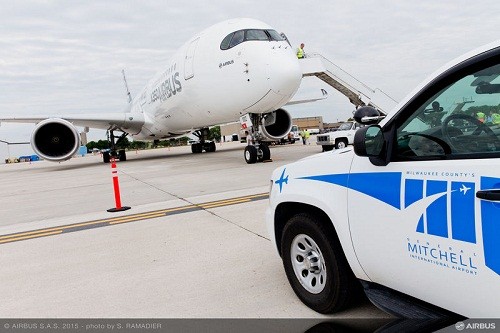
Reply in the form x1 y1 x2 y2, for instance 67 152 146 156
0 18 311 164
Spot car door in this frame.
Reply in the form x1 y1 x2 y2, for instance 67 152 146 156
347 48 500 316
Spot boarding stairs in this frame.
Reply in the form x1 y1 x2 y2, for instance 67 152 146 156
300 53 398 114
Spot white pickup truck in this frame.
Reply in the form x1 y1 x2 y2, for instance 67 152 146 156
266 41 500 317
316 121 363 151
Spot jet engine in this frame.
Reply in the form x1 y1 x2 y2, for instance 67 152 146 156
259 108 293 141
31 118 81 162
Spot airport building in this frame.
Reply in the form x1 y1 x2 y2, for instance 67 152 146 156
220 116 330 142
292 116 324 132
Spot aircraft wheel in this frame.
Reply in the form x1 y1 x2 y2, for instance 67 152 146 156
281 213 360 313
191 143 202 154
102 151 110 163
258 144 270 161
118 149 127 161
205 141 216 152
244 145 257 164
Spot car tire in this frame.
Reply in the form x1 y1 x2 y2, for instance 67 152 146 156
281 213 359 313
335 139 348 149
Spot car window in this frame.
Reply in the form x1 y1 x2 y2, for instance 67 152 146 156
396 63 500 159
338 123 353 130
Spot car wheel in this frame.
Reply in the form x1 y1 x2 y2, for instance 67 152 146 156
281 213 359 313
335 139 348 149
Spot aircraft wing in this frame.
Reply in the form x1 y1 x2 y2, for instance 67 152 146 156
285 89 328 106
0 113 145 134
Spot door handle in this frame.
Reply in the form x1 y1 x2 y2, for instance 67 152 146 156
476 190 500 201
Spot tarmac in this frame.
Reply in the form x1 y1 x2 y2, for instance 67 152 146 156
0 140 392 320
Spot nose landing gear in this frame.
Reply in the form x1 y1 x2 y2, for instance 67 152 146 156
102 130 128 163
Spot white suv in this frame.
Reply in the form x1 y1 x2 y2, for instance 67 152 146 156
266 41 500 317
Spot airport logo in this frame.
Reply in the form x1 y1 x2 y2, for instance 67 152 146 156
405 179 476 243
299 172 500 275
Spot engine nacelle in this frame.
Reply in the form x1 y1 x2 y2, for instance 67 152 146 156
31 118 81 162
259 108 293 141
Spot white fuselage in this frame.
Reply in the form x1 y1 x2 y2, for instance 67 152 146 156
128 18 302 140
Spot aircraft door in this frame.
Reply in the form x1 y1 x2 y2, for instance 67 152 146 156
184 38 199 80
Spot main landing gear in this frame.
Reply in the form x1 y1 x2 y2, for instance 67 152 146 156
244 143 270 164
102 130 128 163
191 128 216 154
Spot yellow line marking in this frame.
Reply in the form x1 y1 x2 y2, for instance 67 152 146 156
109 213 167 225
0 230 62 244
0 193 269 244
201 199 251 209
0 220 106 240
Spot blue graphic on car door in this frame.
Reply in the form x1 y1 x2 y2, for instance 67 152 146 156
299 172 500 275
407 180 476 243
481 177 500 276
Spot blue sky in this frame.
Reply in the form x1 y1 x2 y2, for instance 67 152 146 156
0 0 499 159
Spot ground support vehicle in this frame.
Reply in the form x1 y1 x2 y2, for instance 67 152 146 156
316 121 362 151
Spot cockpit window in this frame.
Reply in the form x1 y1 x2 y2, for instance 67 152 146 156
267 30 284 41
245 29 269 41
220 29 285 50
229 30 245 48
220 33 233 50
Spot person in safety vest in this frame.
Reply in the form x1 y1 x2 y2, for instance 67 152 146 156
492 112 500 125
477 111 486 123
304 129 310 144
297 43 305 59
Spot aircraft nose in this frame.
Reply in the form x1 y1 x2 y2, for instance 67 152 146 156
268 47 302 98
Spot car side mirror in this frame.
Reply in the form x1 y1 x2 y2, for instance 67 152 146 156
354 126 389 166
353 106 385 125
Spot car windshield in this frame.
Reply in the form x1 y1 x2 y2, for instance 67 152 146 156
338 123 353 131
